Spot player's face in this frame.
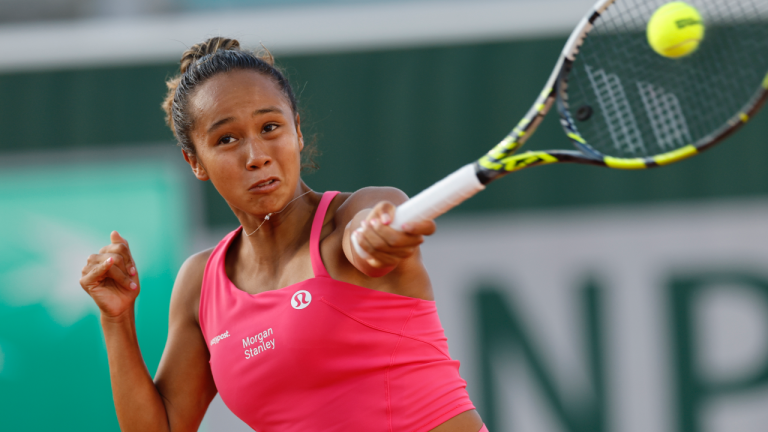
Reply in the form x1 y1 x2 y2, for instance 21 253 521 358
186 69 304 217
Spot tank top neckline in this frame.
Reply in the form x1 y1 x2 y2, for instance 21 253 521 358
220 191 340 299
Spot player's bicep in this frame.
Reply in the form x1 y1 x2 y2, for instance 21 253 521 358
154 252 217 431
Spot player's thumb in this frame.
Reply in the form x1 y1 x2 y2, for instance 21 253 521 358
110 230 128 246
376 201 397 225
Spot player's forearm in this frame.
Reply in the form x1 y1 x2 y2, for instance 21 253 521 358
101 308 171 432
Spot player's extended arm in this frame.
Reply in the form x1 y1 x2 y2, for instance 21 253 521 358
338 187 435 278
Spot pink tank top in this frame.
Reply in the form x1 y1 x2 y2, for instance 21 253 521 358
199 192 475 431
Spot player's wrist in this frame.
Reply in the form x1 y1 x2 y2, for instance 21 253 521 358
100 306 136 326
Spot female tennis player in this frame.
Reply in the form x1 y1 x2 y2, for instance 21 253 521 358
79 37 486 432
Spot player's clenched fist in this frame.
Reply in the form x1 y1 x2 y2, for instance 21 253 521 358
80 231 140 319
352 201 436 271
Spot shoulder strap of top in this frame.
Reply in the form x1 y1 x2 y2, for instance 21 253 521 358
199 226 242 340
310 191 340 277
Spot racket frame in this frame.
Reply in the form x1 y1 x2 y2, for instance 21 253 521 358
477 0 768 180
356 0 768 240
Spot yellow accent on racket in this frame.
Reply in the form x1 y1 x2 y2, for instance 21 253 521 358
604 157 647 170
653 145 698 166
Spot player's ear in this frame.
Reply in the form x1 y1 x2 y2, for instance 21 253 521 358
182 149 209 181
295 114 304 151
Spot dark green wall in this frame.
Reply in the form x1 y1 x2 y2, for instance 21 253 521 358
2 37 766 228
0 65 174 150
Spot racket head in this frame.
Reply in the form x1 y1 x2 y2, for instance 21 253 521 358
559 0 768 169
475 0 768 184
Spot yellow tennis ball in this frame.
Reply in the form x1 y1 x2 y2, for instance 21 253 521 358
647 2 705 58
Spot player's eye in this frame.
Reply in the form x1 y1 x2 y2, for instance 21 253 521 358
262 123 279 134
218 135 237 145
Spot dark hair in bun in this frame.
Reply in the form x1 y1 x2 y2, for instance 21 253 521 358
161 37 303 159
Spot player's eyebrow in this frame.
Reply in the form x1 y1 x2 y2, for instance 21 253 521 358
207 107 284 134
253 106 283 116
207 117 235 134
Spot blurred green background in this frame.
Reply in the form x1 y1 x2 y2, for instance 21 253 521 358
0 158 188 429
1 0 767 431
3 37 767 231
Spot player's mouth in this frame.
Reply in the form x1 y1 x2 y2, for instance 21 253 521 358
249 177 280 193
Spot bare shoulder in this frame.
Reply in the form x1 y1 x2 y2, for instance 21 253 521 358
178 248 214 283
171 248 214 324
333 187 408 224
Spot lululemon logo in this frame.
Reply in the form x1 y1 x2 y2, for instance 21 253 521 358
291 290 312 309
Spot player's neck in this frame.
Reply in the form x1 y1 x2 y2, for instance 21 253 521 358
236 189 318 260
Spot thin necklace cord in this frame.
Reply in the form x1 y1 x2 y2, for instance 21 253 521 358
243 190 312 237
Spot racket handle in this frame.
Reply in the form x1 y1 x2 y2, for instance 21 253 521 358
352 164 485 260
391 163 485 230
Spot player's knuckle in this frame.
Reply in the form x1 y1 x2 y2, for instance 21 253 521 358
80 272 95 287
376 235 393 249
374 201 391 213
379 232 394 247
359 237 374 253
370 236 386 249
394 233 414 246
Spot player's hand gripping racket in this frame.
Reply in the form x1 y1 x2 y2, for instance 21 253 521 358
354 0 768 259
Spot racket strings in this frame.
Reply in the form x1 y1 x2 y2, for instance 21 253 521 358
565 0 768 159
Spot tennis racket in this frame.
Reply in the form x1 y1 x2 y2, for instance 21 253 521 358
354 0 768 258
